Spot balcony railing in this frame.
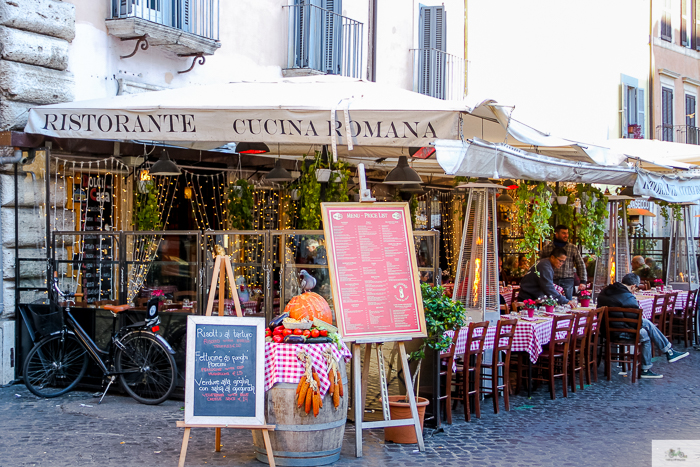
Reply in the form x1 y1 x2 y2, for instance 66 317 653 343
111 0 220 41
283 3 363 78
655 124 700 144
411 48 466 100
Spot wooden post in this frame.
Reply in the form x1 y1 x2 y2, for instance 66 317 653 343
352 339 425 458
205 255 242 318
176 422 275 467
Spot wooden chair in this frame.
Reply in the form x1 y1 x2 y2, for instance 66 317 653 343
650 294 668 357
531 315 574 400
480 318 517 414
452 321 489 422
510 287 520 312
569 311 590 393
95 299 118 307
437 328 460 424
672 289 698 348
662 292 679 341
604 307 644 383
584 307 606 385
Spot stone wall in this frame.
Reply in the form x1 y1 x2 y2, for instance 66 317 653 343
0 0 76 383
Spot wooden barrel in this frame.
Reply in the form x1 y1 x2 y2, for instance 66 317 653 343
252 363 348 466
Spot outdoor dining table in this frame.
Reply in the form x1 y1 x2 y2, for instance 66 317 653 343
444 309 595 396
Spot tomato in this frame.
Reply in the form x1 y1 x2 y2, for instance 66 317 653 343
302 329 311 338
265 329 271 337
272 334 283 343
293 328 303 336
282 329 293 337
319 330 328 337
310 329 320 338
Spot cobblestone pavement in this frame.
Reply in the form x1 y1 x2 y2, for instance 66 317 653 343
1 348 700 467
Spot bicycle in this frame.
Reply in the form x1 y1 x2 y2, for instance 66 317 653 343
22 273 177 405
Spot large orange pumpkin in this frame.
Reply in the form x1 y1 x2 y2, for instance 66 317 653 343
284 292 333 324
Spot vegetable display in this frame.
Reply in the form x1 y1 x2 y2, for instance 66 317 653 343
284 292 333 324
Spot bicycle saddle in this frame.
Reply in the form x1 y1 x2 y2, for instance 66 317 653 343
103 304 132 313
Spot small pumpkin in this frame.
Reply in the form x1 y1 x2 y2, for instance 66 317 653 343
284 292 333 324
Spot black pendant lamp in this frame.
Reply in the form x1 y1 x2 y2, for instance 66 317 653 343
266 159 293 182
383 156 423 185
150 149 181 176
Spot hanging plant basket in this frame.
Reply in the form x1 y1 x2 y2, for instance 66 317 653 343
291 188 300 201
137 180 152 195
557 196 569 205
315 168 332 182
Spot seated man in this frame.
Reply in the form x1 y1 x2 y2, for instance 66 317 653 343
597 272 688 379
518 247 573 306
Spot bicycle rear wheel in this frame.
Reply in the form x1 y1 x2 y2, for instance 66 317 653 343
23 333 88 398
115 331 176 405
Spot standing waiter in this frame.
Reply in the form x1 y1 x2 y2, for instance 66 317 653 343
540 225 587 300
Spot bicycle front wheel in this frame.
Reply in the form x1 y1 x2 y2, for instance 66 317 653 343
23 333 88 398
115 331 176 405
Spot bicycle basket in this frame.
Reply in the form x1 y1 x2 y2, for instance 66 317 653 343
27 304 64 337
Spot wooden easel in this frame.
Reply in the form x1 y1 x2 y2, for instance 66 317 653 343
177 253 276 467
177 422 276 467
205 252 243 318
351 339 425 457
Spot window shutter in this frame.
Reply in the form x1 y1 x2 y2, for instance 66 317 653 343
687 94 697 127
662 0 672 41
322 0 342 74
637 88 645 138
418 5 446 99
682 0 689 46
177 0 191 33
662 87 674 141
118 0 133 16
696 0 700 50
620 84 628 138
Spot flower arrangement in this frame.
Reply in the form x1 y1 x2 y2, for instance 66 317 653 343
150 289 166 301
538 296 558 307
654 278 664 286
522 299 538 309
579 289 591 298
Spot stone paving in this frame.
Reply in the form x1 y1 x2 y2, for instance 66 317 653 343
1 348 700 466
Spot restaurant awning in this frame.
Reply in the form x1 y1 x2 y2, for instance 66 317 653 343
434 138 700 203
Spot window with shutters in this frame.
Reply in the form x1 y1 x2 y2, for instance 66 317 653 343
109 0 220 48
416 5 447 99
662 87 674 141
285 0 362 77
662 0 673 41
686 94 698 144
620 75 645 139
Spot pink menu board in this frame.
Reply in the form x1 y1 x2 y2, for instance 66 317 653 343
321 202 426 341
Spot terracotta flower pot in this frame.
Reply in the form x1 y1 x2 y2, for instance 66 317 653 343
384 395 430 444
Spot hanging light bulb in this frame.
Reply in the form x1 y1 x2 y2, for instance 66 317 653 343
184 186 193 199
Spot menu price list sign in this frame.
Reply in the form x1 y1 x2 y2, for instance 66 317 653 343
321 202 426 341
185 316 265 426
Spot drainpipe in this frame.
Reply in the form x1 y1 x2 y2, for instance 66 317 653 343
464 0 468 96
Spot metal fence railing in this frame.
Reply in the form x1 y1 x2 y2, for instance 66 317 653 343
655 124 700 145
283 3 363 78
411 48 466 101
111 0 220 41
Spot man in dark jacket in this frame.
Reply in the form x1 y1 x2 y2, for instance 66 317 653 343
597 273 688 378
518 247 572 306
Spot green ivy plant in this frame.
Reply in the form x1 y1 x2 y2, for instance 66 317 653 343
324 159 351 203
550 191 574 228
575 184 608 255
410 195 419 229
513 182 553 262
298 152 322 229
226 179 254 230
656 200 682 226
133 181 162 231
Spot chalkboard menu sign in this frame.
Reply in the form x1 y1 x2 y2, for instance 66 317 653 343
184 316 265 426
321 202 427 342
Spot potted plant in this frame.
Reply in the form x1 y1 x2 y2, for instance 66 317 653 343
385 283 465 444
522 299 537 318
226 179 254 230
579 289 592 307
539 296 557 313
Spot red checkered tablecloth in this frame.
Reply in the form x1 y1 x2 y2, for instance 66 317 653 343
444 314 585 365
264 341 351 396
